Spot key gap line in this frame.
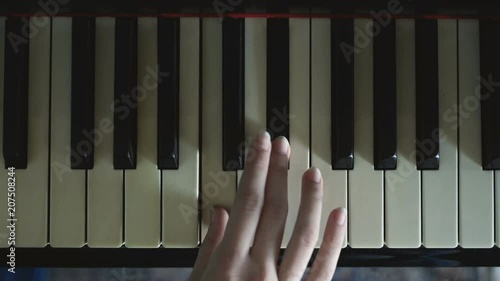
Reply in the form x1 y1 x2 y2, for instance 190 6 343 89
160 169 163 247
308 16 312 170
85 169 88 245
383 170 386 246
197 17 203 248
346 169 350 248
456 18 461 247
47 16 53 247
122 170 125 246
420 170 423 247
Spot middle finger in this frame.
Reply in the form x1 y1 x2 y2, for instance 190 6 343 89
251 137 290 264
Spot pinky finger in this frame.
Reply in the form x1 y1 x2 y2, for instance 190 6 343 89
307 207 347 281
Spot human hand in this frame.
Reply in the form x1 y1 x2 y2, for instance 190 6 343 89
190 131 347 281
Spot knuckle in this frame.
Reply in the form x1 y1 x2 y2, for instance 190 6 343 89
214 272 233 281
331 235 344 249
247 148 270 168
248 270 270 281
263 200 288 222
280 269 305 281
202 233 218 250
267 162 288 178
239 190 263 212
323 232 344 250
298 228 319 248
302 184 322 202
252 154 270 169
315 267 334 281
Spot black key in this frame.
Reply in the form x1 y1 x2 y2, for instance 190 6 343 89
71 17 95 169
222 18 245 171
157 18 180 170
3 17 29 169
267 18 289 140
113 18 138 169
479 20 500 170
415 19 439 170
373 20 397 170
331 19 354 170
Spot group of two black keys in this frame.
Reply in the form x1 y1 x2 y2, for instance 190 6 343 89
3 17 500 171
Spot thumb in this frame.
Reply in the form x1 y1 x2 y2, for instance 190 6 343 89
190 207 229 281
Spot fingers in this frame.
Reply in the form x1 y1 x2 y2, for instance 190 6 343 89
222 131 272 254
190 208 229 281
307 207 347 281
251 137 290 263
279 168 323 281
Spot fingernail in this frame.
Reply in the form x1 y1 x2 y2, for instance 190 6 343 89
210 208 216 224
307 167 322 183
254 130 271 151
274 136 289 155
335 207 347 226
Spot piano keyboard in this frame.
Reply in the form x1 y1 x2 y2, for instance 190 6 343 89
0 16 499 251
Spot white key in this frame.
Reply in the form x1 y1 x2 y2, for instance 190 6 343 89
237 18 268 197
496 172 499 246
0 17 7 248
349 19 384 248
15 17 51 247
201 19 237 239
311 18 348 248
385 19 421 248
422 19 459 248
162 18 200 248
282 18 310 247
87 17 123 248
125 17 161 248
458 19 494 248
50 17 86 247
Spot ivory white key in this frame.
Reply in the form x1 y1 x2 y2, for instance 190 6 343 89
162 18 200 248
201 18 237 239
458 19 494 248
282 18 310 247
422 19 458 248
87 17 123 248
15 17 51 247
311 18 347 248
349 19 384 248
0 17 7 248
385 19 421 248
125 17 161 248
237 18 267 192
50 17 86 247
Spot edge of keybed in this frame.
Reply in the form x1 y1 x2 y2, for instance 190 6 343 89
1 247 499 267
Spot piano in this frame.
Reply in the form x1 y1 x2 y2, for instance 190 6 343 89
1 0 499 268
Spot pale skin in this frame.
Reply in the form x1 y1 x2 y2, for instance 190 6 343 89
190 131 347 281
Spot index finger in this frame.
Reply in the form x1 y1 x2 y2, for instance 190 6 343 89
307 207 347 281
220 131 271 255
